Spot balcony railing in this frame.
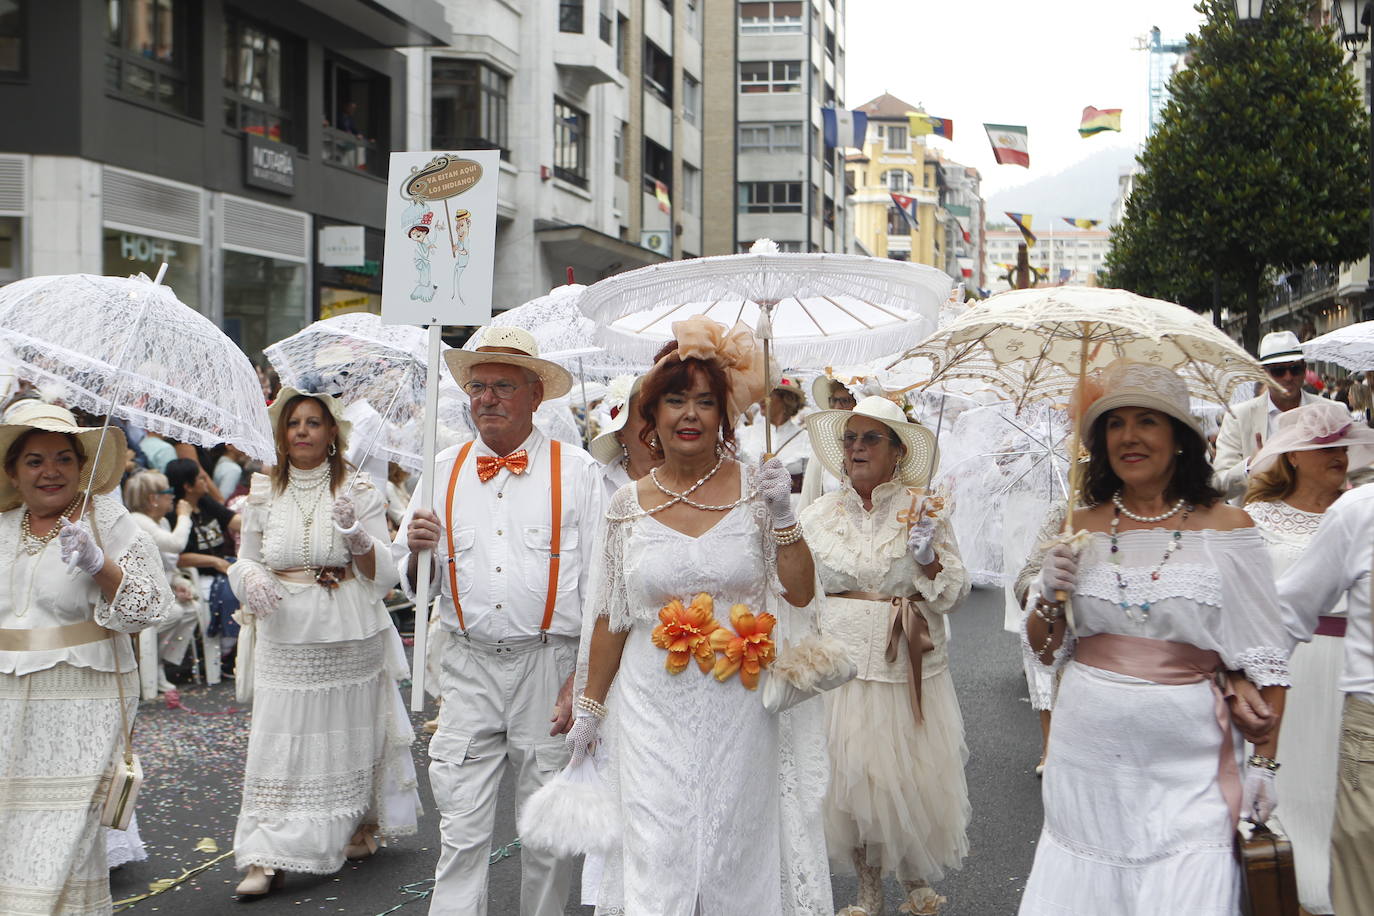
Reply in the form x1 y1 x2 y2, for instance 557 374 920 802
1267 263 1339 312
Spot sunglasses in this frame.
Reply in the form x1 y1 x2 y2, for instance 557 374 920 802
158 488 175 495
1265 362 1306 378
840 431 891 449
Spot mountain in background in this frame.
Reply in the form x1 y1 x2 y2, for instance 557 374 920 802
985 145 1139 226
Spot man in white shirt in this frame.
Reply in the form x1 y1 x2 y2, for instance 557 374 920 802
394 328 607 916
1274 485 1374 915
1213 330 1322 499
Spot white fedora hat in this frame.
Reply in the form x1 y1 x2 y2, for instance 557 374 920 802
446 327 574 399
805 395 938 487
0 402 126 512
589 375 644 465
1258 330 1304 366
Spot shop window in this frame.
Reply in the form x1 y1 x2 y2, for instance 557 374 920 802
223 15 297 146
105 0 195 116
644 40 672 106
0 0 24 76
324 57 389 175
102 228 201 310
554 98 589 189
0 216 21 287
738 182 801 214
222 250 305 361
431 60 509 159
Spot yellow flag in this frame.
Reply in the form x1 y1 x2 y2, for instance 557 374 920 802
906 112 934 137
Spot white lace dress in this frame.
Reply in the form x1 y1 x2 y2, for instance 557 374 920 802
227 468 420 875
801 481 971 884
0 492 170 915
1017 528 1290 916
577 472 833 916
1246 499 1340 914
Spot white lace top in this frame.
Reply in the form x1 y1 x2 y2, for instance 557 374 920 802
802 480 970 683
0 491 171 675
229 466 396 645
1026 527 1291 688
1247 499 1343 617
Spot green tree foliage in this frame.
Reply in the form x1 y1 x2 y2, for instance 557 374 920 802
1104 0 1369 350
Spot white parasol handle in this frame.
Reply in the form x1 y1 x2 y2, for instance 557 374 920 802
410 324 443 712
756 301 776 457
347 383 406 492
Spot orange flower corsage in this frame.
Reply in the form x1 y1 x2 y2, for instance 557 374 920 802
709 604 777 690
651 593 722 675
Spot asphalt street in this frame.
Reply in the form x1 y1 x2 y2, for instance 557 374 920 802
108 584 1044 915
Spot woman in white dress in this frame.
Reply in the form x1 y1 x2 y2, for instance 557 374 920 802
1243 400 1374 915
801 396 970 916
587 375 662 498
0 402 170 914
568 318 853 916
1018 360 1291 916
228 388 420 897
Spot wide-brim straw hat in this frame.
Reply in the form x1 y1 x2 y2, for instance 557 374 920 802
1079 359 1204 446
1249 399 1374 474
267 387 353 453
0 401 126 512
446 327 574 399
589 375 644 465
805 395 938 487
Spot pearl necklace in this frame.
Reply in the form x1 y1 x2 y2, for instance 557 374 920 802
20 497 82 556
1108 501 1193 624
287 464 332 565
1111 491 1186 524
609 456 756 518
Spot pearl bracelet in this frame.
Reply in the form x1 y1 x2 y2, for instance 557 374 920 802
1033 595 1064 621
772 521 804 547
575 695 608 719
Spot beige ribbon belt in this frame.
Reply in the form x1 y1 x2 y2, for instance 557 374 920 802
0 620 114 651
826 591 934 725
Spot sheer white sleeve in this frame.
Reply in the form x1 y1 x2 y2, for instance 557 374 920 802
94 501 173 633
911 498 970 615
1206 530 1291 688
347 478 399 591
573 485 635 700
228 473 271 598
1014 502 1068 609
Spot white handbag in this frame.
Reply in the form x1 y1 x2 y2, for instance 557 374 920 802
101 634 143 830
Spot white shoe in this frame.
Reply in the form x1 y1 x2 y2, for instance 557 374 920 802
234 866 282 898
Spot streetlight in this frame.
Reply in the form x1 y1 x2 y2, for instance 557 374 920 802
1233 0 1266 21
1335 0 1374 307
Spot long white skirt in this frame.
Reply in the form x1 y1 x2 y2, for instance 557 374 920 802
105 813 147 869
824 672 970 883
1019 662 1241 916
234 631 420 874
0 663 137 916
1275 633 1343 914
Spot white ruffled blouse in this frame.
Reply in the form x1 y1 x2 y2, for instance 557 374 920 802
801 479 970 683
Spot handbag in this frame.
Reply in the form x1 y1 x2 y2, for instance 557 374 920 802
101 633 143 830
1235 820 1299 916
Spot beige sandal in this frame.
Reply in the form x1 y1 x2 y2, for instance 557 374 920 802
897 886 946 915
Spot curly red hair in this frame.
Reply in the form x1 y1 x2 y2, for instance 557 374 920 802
637 341 738 457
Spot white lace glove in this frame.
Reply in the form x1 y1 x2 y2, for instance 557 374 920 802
1242 762 1278 823
332 494 372 556
58 518 105 576
906 515 938 566
241 564 285 620
1036 542 1080 598
757 457 796 529
565 711 601 767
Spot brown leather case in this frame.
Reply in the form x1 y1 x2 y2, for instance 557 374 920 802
1236 822 1299 916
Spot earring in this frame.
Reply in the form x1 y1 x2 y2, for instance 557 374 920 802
1175 448 1183 455
715 441 726 459
328 441 338 456
648 433 659 450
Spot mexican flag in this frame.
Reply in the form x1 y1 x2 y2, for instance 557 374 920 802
984 123 1030 168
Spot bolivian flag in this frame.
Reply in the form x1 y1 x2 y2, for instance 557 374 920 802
1079 106 1122 138
1006 212 1036 247
1062 217 1101 229
907 112 954 140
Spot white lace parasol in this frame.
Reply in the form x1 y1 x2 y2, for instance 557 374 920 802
0 273 274 460
1301 320 1374 371
472 284 644 379
578 240 953 369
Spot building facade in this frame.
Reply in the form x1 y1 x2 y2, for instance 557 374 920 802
984 226 1111 292
700 0 848 255
0 0 451 359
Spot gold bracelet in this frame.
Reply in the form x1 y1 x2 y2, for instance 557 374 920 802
1247 754 1280 771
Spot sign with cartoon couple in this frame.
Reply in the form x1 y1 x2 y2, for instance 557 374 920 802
381 150 500 327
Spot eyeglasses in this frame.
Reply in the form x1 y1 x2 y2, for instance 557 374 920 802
1266 362 1305 378
840 431 891 449
463 380 529 400
158 488 174 495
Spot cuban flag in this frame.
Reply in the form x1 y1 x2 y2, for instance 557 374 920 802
890 193 920 230
822 106 869 150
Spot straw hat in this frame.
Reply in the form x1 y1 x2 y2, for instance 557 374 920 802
805 395 938 487
589 376 644 465
0 402 126 512
446 327 574 399
1249 400 1374 474
772 375 805 404
267 387 353 452
1079 360 1204 446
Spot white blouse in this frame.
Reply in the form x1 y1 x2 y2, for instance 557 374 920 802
131 511 191 574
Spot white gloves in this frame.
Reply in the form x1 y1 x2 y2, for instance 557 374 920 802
565 711 600 767
758 457 796 529
241 564 285 619
1036 542 1080 598
332 494 372 556
58 519 105 576
906 516 938 566
1243 763 1278 823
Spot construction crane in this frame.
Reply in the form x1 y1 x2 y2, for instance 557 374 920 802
1133 27 1190 134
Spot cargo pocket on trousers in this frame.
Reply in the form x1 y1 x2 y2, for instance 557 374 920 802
534 741 570 775
1340 731 1374 792
430 732 479 810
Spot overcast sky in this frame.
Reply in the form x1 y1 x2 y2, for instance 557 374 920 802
845 0 1209 198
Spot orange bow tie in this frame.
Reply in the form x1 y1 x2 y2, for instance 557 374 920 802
476 449 529 483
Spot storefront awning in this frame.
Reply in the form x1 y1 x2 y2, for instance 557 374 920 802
535 222 668 283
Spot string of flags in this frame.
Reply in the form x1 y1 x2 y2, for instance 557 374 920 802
1002 213 1103 247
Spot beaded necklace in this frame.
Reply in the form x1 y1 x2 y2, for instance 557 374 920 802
20 496 82 556
287 463 332 566
648 453 752 513
1108 500 1192 624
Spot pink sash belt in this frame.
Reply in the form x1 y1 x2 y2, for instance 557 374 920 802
1076 633 1241 826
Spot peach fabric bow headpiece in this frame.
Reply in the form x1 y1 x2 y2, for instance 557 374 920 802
666 315 768 421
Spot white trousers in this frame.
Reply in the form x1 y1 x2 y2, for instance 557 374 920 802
428 631 577 916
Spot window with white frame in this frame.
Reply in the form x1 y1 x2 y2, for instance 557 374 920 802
738 122 803 153
738 0 802 33
884 125 908 152
553 97 589 188
682 72 700 126
738 181 802 213
883 169 912 192
683 164 701 215
738 60 801 93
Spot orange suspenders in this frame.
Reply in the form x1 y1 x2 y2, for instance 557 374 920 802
442 440 563 638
